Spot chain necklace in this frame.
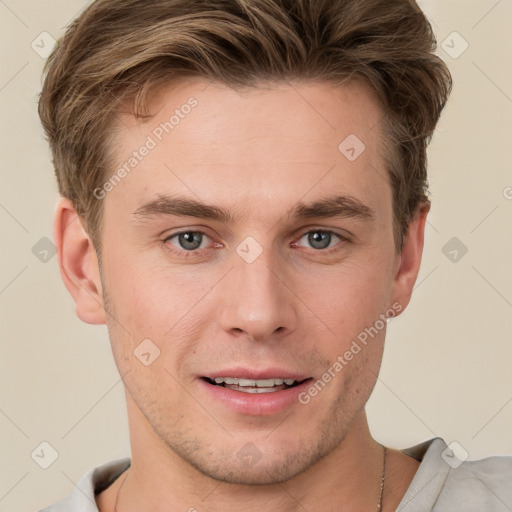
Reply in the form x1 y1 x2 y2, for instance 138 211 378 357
378 445 387 510
114 445 387 512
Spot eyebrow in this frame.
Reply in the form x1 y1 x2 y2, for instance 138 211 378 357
132 194 375 224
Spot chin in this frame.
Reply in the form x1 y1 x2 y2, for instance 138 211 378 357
166 432 341 486
188 450 320 485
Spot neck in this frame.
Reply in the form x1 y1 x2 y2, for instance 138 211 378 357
110 396 387 512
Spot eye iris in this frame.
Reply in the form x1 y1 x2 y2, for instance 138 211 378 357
178 232 202 250
308 231 331 249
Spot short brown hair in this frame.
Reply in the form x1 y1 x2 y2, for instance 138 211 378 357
38 0 452 255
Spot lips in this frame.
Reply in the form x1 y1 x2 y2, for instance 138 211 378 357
198 367 313 413
199 371 314 415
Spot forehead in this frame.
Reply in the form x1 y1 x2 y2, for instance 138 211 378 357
105 78 391 225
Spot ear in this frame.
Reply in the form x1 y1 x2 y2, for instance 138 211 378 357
53 197 107 325
390 201 430 314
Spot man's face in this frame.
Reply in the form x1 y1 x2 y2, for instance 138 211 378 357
98 79 403 484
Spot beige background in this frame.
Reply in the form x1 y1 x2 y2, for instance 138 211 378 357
1 1 511 511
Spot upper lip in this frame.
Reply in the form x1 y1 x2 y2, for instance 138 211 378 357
202 367 311 381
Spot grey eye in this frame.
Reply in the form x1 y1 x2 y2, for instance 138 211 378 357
174 232 205 250
306 231 334 250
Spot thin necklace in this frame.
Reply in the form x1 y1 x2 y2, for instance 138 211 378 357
114 445 387 512
378 445 387 511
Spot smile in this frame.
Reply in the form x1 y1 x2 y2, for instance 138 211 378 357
204 377 304 393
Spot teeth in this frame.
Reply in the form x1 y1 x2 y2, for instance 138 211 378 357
235 387 279 394
238 378 256 386
256 379 276 387
211 377 298 387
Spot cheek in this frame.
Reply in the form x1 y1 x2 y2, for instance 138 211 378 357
102 249 219 370
305 252 395 336
103 245 186 326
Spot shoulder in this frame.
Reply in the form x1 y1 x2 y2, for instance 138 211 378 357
37 457 131 512
398 438 512 512
438 451 512 510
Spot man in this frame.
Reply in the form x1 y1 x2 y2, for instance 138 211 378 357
37 0 511 511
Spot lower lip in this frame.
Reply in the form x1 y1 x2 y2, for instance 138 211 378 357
198 378 312 415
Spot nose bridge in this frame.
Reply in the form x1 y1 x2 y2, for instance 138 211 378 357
219 243 297 340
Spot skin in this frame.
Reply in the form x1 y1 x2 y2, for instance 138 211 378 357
54 79 428 512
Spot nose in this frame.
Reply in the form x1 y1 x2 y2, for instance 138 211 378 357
219 248 298 342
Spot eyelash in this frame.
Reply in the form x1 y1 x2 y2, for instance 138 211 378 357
162 229 349 259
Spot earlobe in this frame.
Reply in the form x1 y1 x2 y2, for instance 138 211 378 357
53 197 107 325
390 201 430 313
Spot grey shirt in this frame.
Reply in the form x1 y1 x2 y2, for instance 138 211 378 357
39 437 512 511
